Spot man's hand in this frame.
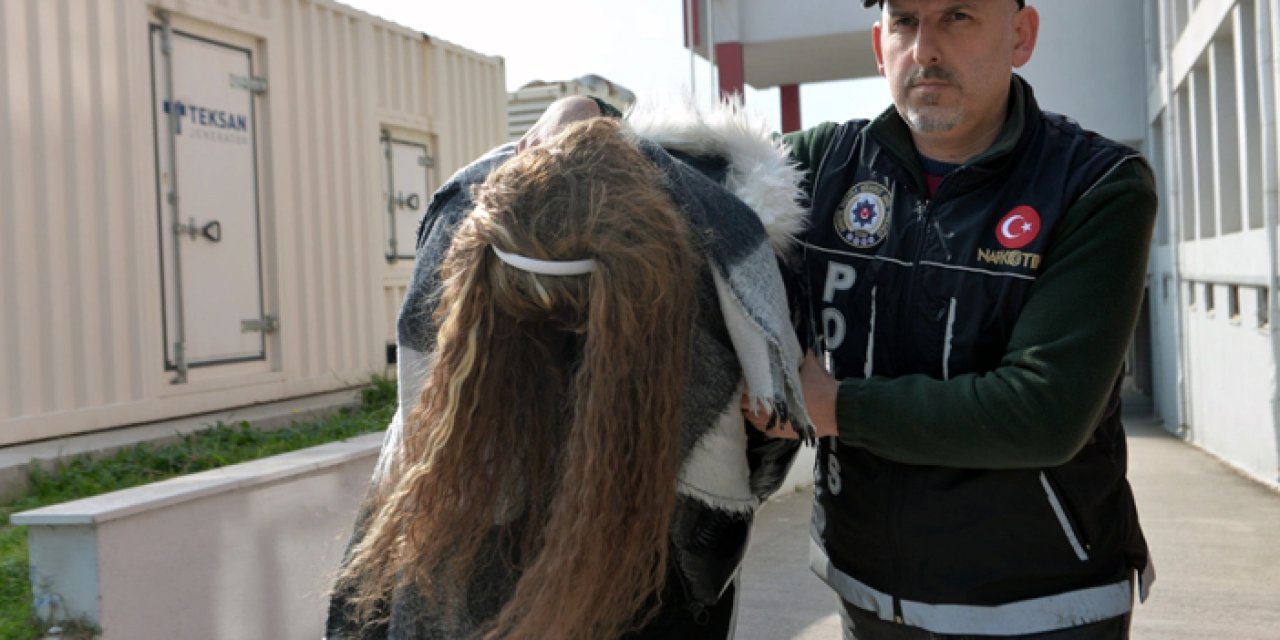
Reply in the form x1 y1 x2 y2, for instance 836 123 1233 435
516 96 602 153
741 353 841 440
801 351 840 439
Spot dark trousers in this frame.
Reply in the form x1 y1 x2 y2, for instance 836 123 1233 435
840 600 1130 640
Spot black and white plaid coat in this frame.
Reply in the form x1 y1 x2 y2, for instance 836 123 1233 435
328 98 813 639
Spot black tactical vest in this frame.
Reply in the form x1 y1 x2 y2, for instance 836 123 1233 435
801 83 1151 623
804 113 1135 382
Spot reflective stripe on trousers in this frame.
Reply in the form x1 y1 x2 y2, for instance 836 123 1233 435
838 599 1132 639
810 537 1133 637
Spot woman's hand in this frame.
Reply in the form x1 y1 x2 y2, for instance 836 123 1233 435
742 392 796 438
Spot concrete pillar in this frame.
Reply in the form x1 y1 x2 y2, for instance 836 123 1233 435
716 42 745 100
683 0 701 47
780 84 802 132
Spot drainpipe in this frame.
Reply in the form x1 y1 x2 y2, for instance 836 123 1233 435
707 0 717 107
1160 1 1190 434
687 0 697 98
1257 0 1280 474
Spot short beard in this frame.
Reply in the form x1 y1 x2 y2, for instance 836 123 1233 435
900 66 963 133
905 103 964 133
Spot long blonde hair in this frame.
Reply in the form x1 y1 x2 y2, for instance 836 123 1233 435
337 119 699 639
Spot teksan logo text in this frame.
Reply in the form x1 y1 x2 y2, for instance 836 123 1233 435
161 100 250 145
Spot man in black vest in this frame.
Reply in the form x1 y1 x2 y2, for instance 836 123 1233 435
785 1 1156 638
514 3 1155 636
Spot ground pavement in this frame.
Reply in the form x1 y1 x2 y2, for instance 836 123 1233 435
736 411 1280 639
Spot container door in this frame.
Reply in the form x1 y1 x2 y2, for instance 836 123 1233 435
150 27 268 372
382 134 433 261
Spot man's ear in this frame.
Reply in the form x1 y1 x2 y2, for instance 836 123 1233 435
872 21 887 76
1012 6 1039 68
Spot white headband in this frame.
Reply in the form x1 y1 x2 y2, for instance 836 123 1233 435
491 246 596 276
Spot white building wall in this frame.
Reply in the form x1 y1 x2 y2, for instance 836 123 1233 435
1019 0 1149 148
1148 250 1183 430
0 0 506 447
1183 280 1276 474
1145 0 1280 486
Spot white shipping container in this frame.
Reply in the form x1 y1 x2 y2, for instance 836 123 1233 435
0 0 507 446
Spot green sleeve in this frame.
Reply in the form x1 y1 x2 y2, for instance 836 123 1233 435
782 122 840 201
834 159 1159 469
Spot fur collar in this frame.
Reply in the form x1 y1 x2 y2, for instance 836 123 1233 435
625 96 807 256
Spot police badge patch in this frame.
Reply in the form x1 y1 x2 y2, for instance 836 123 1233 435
834 181 893 250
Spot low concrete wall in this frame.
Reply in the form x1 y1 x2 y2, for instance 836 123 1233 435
11 433 383 640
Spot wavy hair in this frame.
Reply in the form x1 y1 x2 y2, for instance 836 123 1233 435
336 118 699 639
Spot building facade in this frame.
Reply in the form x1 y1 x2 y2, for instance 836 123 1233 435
1144 0 1279 487
682 0 1280 487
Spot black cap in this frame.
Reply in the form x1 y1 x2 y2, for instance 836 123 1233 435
862 0 1024 6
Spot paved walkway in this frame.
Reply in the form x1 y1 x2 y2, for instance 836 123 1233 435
736 413 1280 639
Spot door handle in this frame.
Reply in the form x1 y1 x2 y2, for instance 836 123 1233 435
201 220 221 243
395 192 420 210
175 218 222 242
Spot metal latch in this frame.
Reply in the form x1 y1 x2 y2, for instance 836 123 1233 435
176 218 221 242
241 315 280 334
394 192 421 210
230 74 268 94
418 155 434 168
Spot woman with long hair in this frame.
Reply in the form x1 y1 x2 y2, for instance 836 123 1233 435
328 111 811 640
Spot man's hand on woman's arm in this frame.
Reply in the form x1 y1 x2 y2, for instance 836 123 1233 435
742 351 839 440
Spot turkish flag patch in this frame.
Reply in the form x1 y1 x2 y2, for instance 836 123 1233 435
996 206 1041 249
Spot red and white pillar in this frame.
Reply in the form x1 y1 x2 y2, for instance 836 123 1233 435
716 42 745 100
780 84 801 132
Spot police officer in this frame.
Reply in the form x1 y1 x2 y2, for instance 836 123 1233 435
788 1 1156 638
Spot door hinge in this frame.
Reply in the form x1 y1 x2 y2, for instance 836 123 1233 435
241 315 280 334
230 74 268 94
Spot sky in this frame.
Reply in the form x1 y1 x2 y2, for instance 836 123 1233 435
339 0 892 132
